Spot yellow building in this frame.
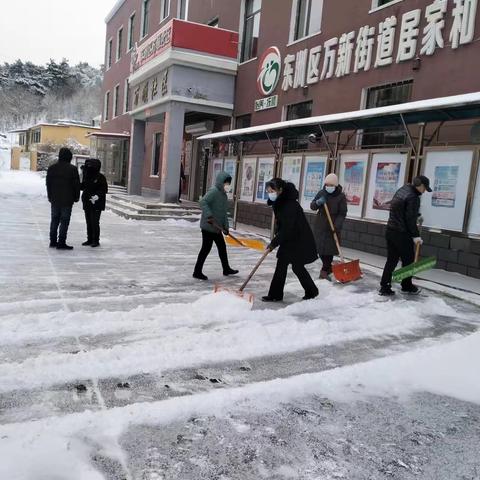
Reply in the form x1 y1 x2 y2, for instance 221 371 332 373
10 121 100 171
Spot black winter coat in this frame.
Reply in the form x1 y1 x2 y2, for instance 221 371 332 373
46 160 81 207
269 183 318 265
310 187 347 256
81 172 108 211
387 184 421 237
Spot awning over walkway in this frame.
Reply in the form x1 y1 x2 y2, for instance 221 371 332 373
198 92 480 143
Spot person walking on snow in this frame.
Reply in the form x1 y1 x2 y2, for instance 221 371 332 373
262 178 319 302
193 171 238 280
46 147 80 250
310 173 347 280
80 158 108 248
379 175 432 296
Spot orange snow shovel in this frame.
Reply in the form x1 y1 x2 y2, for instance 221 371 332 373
214 249 271 303
324 204 362 283
225 233 266 251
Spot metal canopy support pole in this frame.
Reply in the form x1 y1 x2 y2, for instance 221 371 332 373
267 132 282 240
233 141 243 230
414 123 426 177
319 125 335 173
400 113 417 158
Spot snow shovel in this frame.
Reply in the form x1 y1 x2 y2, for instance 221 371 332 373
391 242 437 283
324 203 362 283
214 249 270 303
210 219 266 251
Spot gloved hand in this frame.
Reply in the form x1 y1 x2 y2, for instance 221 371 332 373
223 228 229 236
413 237 423 245
316 196 327 207
89 195 99 204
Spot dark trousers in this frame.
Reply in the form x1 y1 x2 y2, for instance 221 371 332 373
84 209 102 243
320 255 333 273
380 229 415 289
268 257 318 300
50 204 72 245
194 230 230 273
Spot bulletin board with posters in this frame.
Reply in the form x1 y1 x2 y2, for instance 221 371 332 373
255 157 275 203
421 149 474 232
468 155 480 235
210 158 224 187
365 152 409 222
281 155 303 190
338 152 369 219
300 154 328 210
240 157 257 202
223 157 237 200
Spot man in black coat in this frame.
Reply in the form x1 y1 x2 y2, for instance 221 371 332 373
263 178 319 302
46 147 80 250
379 175 432 296
81 158 108 247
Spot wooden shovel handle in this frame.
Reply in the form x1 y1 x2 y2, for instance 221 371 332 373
323 203 345 263
227 232 245 247
415 241 421 263
240 249 270 292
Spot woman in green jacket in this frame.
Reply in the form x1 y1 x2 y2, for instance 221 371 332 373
193 171 239 280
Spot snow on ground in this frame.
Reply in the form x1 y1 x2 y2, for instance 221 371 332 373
1 171 480 479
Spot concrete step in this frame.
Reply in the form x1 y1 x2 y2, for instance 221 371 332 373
106 204 200 222
106 197 201 217
109 194 200 211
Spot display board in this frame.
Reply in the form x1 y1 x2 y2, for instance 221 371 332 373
255 157 275 203
240 157 257 202
281 155 303 189
421 150 474 232
300 155 328 211
468 160 480 235
338 152 369 218
365 152 408 222
211 158 224 187
223 158 237 200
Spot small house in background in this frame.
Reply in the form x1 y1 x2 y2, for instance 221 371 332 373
9 120 100 171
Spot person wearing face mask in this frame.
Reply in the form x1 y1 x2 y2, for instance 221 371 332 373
310 173 348 280
80 158 108 248
379 175 432 296
193 171 238 280
262 178 319 302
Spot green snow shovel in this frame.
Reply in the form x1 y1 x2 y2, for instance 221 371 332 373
392 242 437 283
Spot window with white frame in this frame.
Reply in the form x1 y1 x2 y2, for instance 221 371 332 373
141 0 151 39
19 133 26 146
291 0 323 42
124 79 130 114
116 27 123 61
113 85 120 118
106 38 113 69
104 91 111 122
127 13 135 51
161 0 170 21
179 0 189 20
241 0 261 62
32 129 41 144
371 0 401 9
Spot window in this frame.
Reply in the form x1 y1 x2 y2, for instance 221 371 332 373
208 17 219 28
179 0 189 20
362 80 413 147
292 0 323 42
104 91 111 122
116 27 123 61
161 0 170 21
127 13 135 51
32 130 41 143
106 38 113 69
284 101 312 152
113 85 120 118
124 79 130 114
141 0 150 39
19 133 26 146
241 0 261 62
235 114 251 129
152 133 162 176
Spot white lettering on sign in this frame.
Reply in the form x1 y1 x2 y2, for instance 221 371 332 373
254 95 279 111
279 2 478 91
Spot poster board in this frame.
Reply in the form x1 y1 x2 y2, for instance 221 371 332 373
421 149 474 232
365 152 408 222
223 157 237 200
468 159 480 235
281 155 303 189
240 157 257 202
211 158 224 187
300 154 328 210
338 152 369 219
255 157 275 203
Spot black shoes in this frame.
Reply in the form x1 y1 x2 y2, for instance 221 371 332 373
91 243 100 248
303 290 319 301
223 268 239 276
319 270 332 281
402 285 421 295
379 285 395 296
193 272 208 281
261 296 283 303
49 241 57 248
56 244 74 250
82 241 92 246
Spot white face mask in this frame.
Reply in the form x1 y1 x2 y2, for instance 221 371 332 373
224 184 232 193
325 186 336 194
268 192 278 202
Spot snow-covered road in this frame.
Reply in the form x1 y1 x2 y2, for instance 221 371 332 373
1 171 480 479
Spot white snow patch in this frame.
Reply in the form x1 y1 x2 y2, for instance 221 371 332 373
0 170 46 197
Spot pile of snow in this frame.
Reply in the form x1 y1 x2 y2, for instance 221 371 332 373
0 150 10 171
0 170 46 198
